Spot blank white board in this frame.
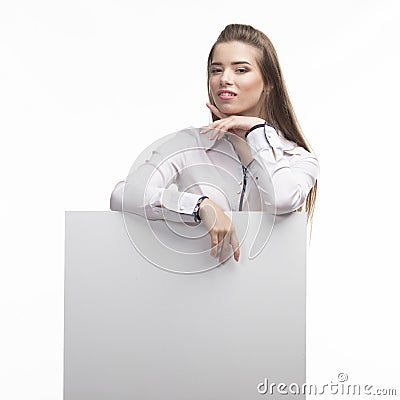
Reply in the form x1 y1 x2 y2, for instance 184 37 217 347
64 211 306 399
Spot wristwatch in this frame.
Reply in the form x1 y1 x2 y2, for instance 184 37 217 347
192 196 209 223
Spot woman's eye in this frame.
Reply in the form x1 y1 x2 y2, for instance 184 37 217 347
210 67 248 74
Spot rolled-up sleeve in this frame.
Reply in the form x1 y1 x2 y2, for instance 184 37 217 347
246 124 319 214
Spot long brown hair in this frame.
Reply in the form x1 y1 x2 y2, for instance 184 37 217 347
206 24 317 223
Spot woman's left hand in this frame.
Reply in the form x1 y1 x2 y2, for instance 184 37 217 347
200 103 265 140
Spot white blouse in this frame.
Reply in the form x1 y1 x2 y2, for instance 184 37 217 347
110 124 319 223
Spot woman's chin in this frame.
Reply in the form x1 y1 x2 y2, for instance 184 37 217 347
216 104 242 115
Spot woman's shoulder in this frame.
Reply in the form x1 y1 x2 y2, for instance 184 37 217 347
163 126 216 152
144 126 206 157
161 126 212 146
128 127 206 174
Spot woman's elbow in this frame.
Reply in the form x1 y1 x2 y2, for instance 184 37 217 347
110 180 144 212
110 181 126 211
110 180 161 215
273 186 306 215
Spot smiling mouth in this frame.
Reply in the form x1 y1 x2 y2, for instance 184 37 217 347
217 92 237 100
217 90 237 96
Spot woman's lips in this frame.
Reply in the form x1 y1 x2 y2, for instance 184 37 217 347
217 92 237 100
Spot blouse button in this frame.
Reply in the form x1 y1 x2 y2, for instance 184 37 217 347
179 206 184 211
237 190 241 195
238 180 242 185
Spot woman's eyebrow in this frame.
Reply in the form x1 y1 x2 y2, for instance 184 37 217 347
210 61 252 66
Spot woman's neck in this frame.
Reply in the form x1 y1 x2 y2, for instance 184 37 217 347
227 135 253 167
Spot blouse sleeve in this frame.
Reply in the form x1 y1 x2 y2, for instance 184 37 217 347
245 124 319 215
109 148 205 223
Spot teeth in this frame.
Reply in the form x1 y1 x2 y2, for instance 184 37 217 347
220 92 235 96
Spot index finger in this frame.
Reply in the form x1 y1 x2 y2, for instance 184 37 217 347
230 229 240 262
206 103 228 119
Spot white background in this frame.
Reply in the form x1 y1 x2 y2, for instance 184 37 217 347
1 1 399 399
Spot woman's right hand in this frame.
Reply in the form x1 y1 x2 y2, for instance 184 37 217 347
198 198 240 263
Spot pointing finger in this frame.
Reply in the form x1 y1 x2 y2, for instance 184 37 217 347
206 103 228 119
231 229 240 262
210 233 219 257
220 231 232 264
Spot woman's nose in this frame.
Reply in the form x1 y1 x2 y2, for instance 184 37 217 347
220 69 233 85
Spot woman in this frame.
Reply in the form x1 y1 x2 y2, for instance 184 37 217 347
110 24 319 265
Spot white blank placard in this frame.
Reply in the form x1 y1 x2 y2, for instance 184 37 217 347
64 211 306 399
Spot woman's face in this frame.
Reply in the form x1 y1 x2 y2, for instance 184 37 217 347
209 41 265 117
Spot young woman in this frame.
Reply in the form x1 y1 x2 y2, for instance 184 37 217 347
110 23 319 265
